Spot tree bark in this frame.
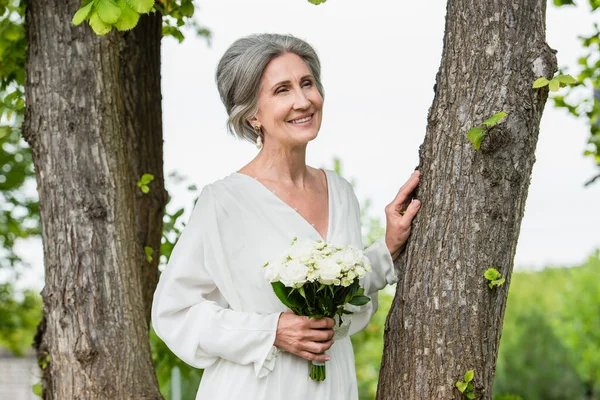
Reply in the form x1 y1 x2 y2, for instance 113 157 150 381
24 1 167 398
377 1 556 399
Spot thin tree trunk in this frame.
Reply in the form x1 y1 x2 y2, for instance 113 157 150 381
23 1 166 398
377 1 556 399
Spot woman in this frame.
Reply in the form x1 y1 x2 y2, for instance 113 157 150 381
151 33 421 400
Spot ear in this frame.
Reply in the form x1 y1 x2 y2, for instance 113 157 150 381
247 115 260 129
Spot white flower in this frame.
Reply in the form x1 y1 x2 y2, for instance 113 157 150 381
354 266 366 278
340 277 352 287
263 256 286 282
334 248 357 267
279 259 309 288
288 240 318 262
316 257 343 285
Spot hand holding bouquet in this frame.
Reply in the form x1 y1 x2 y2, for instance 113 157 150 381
263 237 372 381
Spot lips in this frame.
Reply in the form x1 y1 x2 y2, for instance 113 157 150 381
288 113 314 124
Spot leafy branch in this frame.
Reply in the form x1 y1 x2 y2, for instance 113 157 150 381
532 74 577 92
71 0 210 42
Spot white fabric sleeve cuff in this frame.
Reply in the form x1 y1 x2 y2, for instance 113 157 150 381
363 237 398 296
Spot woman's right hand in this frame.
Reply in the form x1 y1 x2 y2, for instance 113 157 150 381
274 311 335 363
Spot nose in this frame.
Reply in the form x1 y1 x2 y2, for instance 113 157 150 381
293 88 311 110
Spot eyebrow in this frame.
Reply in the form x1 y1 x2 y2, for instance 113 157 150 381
270 75 314 91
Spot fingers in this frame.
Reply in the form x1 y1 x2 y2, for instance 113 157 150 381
300 339 334 354
297 350 331 363
401 199 421 222
391 170 420 207
307 316 335 329
305 327 335 342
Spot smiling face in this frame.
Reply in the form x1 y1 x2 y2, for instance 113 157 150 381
250 52 324 149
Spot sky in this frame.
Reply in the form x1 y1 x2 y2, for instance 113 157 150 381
9 0 600 290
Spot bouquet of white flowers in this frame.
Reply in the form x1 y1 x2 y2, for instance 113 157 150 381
263 237 372 381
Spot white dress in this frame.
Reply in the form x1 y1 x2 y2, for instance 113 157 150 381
151 169 398 400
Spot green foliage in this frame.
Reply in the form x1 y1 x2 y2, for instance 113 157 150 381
308 0 327 4
32 382 42 397
532 74 577 91
71 0 211 43
144 246 153 263
137 173 155 194
456 369 475 399
484 268 505 289
493 395 523 400
0 1 41 272
493 251 600 398
466 112 508 150
552 0 600 185
0 283 42 355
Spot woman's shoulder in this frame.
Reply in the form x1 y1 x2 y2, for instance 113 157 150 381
320 167 354 194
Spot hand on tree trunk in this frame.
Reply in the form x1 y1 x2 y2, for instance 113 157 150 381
384 170 421 261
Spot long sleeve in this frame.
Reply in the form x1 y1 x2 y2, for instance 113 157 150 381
151 185 282 378
343 181 398 336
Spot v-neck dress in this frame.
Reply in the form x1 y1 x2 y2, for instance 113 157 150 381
151 168 398 400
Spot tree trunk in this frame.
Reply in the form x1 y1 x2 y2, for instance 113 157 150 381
377 1 556 399
23 1 167 398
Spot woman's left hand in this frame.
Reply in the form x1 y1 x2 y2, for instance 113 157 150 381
384 170 421 261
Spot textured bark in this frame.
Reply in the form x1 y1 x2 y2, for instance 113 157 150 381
23 1 167 398
377 1 556 399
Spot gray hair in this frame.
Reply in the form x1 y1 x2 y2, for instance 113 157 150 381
215 33 324 144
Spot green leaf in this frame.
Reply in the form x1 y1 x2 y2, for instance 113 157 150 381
466 392 475 399
140 173 154 184
349 295 370 306
492 278 505 286
141 185 149 194
554 74 577 85
96 0 122 24
72 1 94 26
466 126 487 150
484 268 501 281
298 285 306 300
532 77 550 88
114 0 140 31
548 78 560 92
89 11 113 35
464 369 474 383
308 0 327 4
553 0 575 6
144 246 153 263
482 111 508 127
126 0 155 13
180 0 194 17
456 381 467 392
271 282 298 310
32 383 42 396
466 382 473 391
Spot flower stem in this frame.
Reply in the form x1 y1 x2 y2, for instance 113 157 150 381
310 364 326 381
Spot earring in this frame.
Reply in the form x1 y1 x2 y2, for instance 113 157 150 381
254 125 263 149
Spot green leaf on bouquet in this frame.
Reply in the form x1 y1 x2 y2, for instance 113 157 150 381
271 282 297 310
297 285 307 300
349 295 370 306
